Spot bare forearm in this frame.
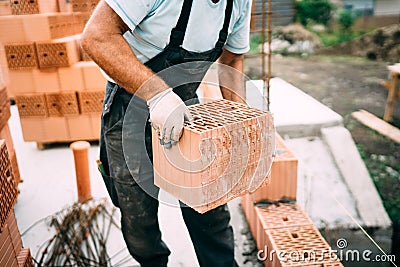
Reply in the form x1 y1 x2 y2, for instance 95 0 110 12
218 49 246 103
80 1 168 101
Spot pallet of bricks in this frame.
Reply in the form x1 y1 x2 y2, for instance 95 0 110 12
0 139 34 266
241 134 344 267
0 0 105 149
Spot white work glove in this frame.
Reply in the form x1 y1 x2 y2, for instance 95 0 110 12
147 88 192 148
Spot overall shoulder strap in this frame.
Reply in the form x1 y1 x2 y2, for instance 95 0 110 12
215 0 234 48
169 0 194 47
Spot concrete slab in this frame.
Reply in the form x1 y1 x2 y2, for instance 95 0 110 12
321 126 392 228
282 136 360 228
246 78 343 137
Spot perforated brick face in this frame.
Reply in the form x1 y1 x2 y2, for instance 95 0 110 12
153 99 275 213
0 140 18 231
77 91 105 114
45 92 80 117
15 94 47 117
4 43 38 70
0 88 11 131
10 0 40 15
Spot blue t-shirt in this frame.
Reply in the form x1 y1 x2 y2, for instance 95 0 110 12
105 0 252 63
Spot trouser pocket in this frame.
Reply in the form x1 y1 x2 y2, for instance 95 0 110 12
100 171 120 208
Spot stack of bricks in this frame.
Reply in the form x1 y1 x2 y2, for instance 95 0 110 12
152 99 275 213
0 85 21 185
241 135 343 266
0 0 104 148
0 140 34 267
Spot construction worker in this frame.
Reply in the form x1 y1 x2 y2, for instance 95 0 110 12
81 0 251 266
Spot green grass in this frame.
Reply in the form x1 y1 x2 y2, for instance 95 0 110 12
249 34 263 54
312 28 368 47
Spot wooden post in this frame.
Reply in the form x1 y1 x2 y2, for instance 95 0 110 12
70 141 92 202
383 71 398 122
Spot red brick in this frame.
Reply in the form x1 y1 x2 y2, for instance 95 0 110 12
42 117 69 141
71 0 99 13
0 123 15 156
66 115 96 140
36 35 80 68
19 117 46 142
4 43 38 70
57 63 85 91
10 0 58 15
0 2 12 16
153 99 275 213
45 91 79 116
15 94 47 118
80 61 106 90
77 90 104 114
0 16 25 43
261 225 340 267
17 248 34 267
6 211 23 257
0 140 18 230
251 134 298 203
0 88 11 131
22 13 84 42
32 68 60 93
8 70 35 95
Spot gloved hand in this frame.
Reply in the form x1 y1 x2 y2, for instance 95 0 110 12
147 88 192 148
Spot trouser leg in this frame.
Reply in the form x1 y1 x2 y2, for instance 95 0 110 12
114 181 170 267
100 82 170 266
181 204 238 267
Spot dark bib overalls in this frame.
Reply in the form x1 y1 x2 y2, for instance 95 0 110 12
99 0 238 266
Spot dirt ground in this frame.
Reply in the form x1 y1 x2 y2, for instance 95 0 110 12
244 54 400 262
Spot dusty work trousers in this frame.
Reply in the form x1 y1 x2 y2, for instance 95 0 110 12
99 82 237 267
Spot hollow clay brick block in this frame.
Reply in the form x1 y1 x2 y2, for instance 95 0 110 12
36 35 80 68
17 248 34 267
58 0 72 13
241 193 257 239
90 113 100 138
0 87 11 131
253 203 314 250
153 99 275 213
32 68 60 93
15 93 47 118
71 0 99 13
66 115 94 140
77 90 104 114
57 63 85 91
45 91 79 116
42 117 69 141
0 45 10 88
8 70 35 95
4 43 38 70
0 223 18 267
21 13 84 42
80 61 106 90
261 225 341 267
9 152 20 185
0 16 25 43
0 123 14 156
0 1 12 16
251 134 298 203
0 140 18 231
6 211 22 257
19 117 46 142
10 0 58 15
